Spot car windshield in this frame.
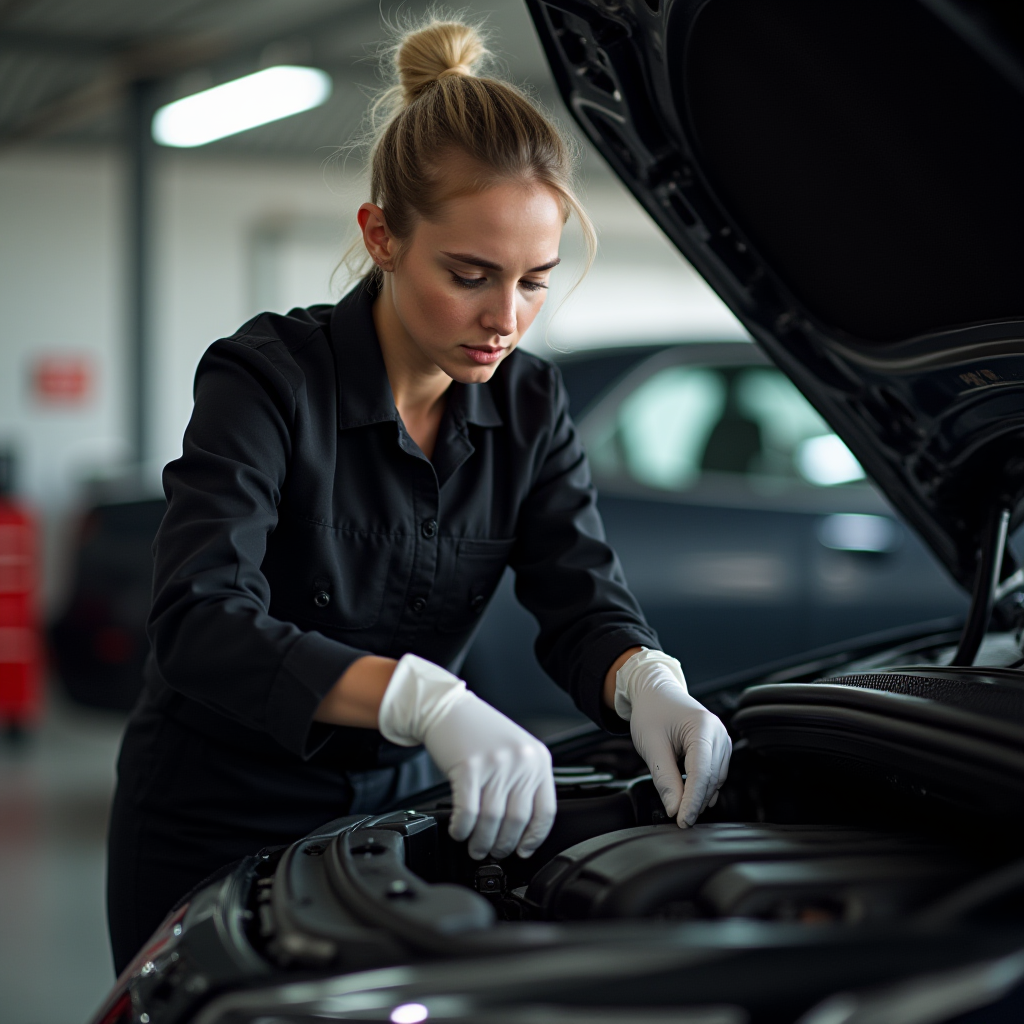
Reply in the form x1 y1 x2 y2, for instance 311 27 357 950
586 361 866 492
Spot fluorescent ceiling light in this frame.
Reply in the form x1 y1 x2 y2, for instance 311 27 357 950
152 65 332 148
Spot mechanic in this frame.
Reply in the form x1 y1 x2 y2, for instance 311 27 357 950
106 18 731 973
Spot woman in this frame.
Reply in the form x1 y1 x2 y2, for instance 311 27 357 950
107 18 731 973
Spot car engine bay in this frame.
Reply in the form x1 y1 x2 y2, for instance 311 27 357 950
109 645 1024 1024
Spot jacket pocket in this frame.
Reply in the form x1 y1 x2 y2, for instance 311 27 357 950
265 522 393 632
436 537 515 634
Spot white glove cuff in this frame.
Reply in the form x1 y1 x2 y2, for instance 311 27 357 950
377 653 468 747
614 647 687 722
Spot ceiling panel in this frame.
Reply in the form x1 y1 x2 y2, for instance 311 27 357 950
0 0 561 155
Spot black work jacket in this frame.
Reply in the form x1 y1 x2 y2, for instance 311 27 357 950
141 280 658 770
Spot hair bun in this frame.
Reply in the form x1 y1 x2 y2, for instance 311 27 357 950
395 20 487 105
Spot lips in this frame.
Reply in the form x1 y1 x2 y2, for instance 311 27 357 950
461 345 506 365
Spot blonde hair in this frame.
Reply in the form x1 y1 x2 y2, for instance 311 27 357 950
342 16 596 286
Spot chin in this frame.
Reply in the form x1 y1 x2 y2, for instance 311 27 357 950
448 365 500 385
443 355 508 385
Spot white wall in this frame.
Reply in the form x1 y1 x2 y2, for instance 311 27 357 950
151 152 357 475
0 149 128 605
0 149 128 513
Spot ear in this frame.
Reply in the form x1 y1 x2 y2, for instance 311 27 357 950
358 203 395 269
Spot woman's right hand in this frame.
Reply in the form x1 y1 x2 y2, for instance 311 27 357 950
378 654 556 860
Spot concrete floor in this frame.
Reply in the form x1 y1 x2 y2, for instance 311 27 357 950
0 693 124 1024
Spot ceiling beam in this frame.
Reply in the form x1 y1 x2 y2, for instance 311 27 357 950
0 33 229 146
0 0 381 148
0 28 116 57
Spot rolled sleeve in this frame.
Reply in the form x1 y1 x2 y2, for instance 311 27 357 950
269 630 369 758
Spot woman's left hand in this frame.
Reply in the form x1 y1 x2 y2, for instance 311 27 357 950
613 649 732 827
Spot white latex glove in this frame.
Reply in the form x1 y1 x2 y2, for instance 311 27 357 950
615 648 732 827
378 654 556 860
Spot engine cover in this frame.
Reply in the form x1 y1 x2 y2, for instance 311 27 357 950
524 822 974 923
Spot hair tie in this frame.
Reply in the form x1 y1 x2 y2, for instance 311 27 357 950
437 64 472 80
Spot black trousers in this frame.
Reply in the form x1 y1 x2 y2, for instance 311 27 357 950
106 708 437 976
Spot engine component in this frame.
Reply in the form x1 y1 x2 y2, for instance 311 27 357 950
731 670 1024 823
523 822 975 923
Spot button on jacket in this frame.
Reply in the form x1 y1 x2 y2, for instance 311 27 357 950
140 279 659 769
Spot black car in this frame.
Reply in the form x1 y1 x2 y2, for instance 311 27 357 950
51 494 167 712
91 2 1024 1021
464 340 967 731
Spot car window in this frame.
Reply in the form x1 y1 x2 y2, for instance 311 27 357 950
586 363 865 491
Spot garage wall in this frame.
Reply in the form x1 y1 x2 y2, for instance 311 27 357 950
0 149 127 515
0 149 128 606
150 151 357 476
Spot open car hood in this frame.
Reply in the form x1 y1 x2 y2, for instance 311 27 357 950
527 0 1024 590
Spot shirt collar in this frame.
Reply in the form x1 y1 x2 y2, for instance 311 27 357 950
330 279 399 431
330 279 504 432
449 376 504 429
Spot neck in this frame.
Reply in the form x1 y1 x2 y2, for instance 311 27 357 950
372 277 451 459
372 277 452 415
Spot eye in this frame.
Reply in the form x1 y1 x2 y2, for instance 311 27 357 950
519 279 548 293
450 272 486 289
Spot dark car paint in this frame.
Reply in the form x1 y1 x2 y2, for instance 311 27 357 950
463 344 967 730
525 0 1024 591
554 343 668 418
50 498 166 711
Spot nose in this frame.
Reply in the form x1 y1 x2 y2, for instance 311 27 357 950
480 284 517 338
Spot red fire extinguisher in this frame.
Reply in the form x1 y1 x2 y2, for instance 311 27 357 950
0 452 43 733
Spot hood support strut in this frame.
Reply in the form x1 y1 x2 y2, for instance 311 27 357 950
951 507 1011 667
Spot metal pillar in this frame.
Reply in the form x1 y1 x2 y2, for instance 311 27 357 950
126 80 159 471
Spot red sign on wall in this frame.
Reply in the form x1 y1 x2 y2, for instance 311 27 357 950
31 355 92 404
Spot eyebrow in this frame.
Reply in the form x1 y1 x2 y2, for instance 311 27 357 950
441 251 561 273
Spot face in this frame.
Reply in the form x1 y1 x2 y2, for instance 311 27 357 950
359 178 565 384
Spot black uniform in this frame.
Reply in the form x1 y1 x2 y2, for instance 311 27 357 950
107 280 658 971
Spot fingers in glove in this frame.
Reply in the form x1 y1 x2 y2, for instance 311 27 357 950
446 759 482 844
702 728 733 815
516 774 557 858
643 734 686 821
718 732 733 787
467 774 509 860
677 736 713 828
489 782 535 860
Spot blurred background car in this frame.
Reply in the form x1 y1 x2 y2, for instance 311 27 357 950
49 494 165 711
462 340 967 733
